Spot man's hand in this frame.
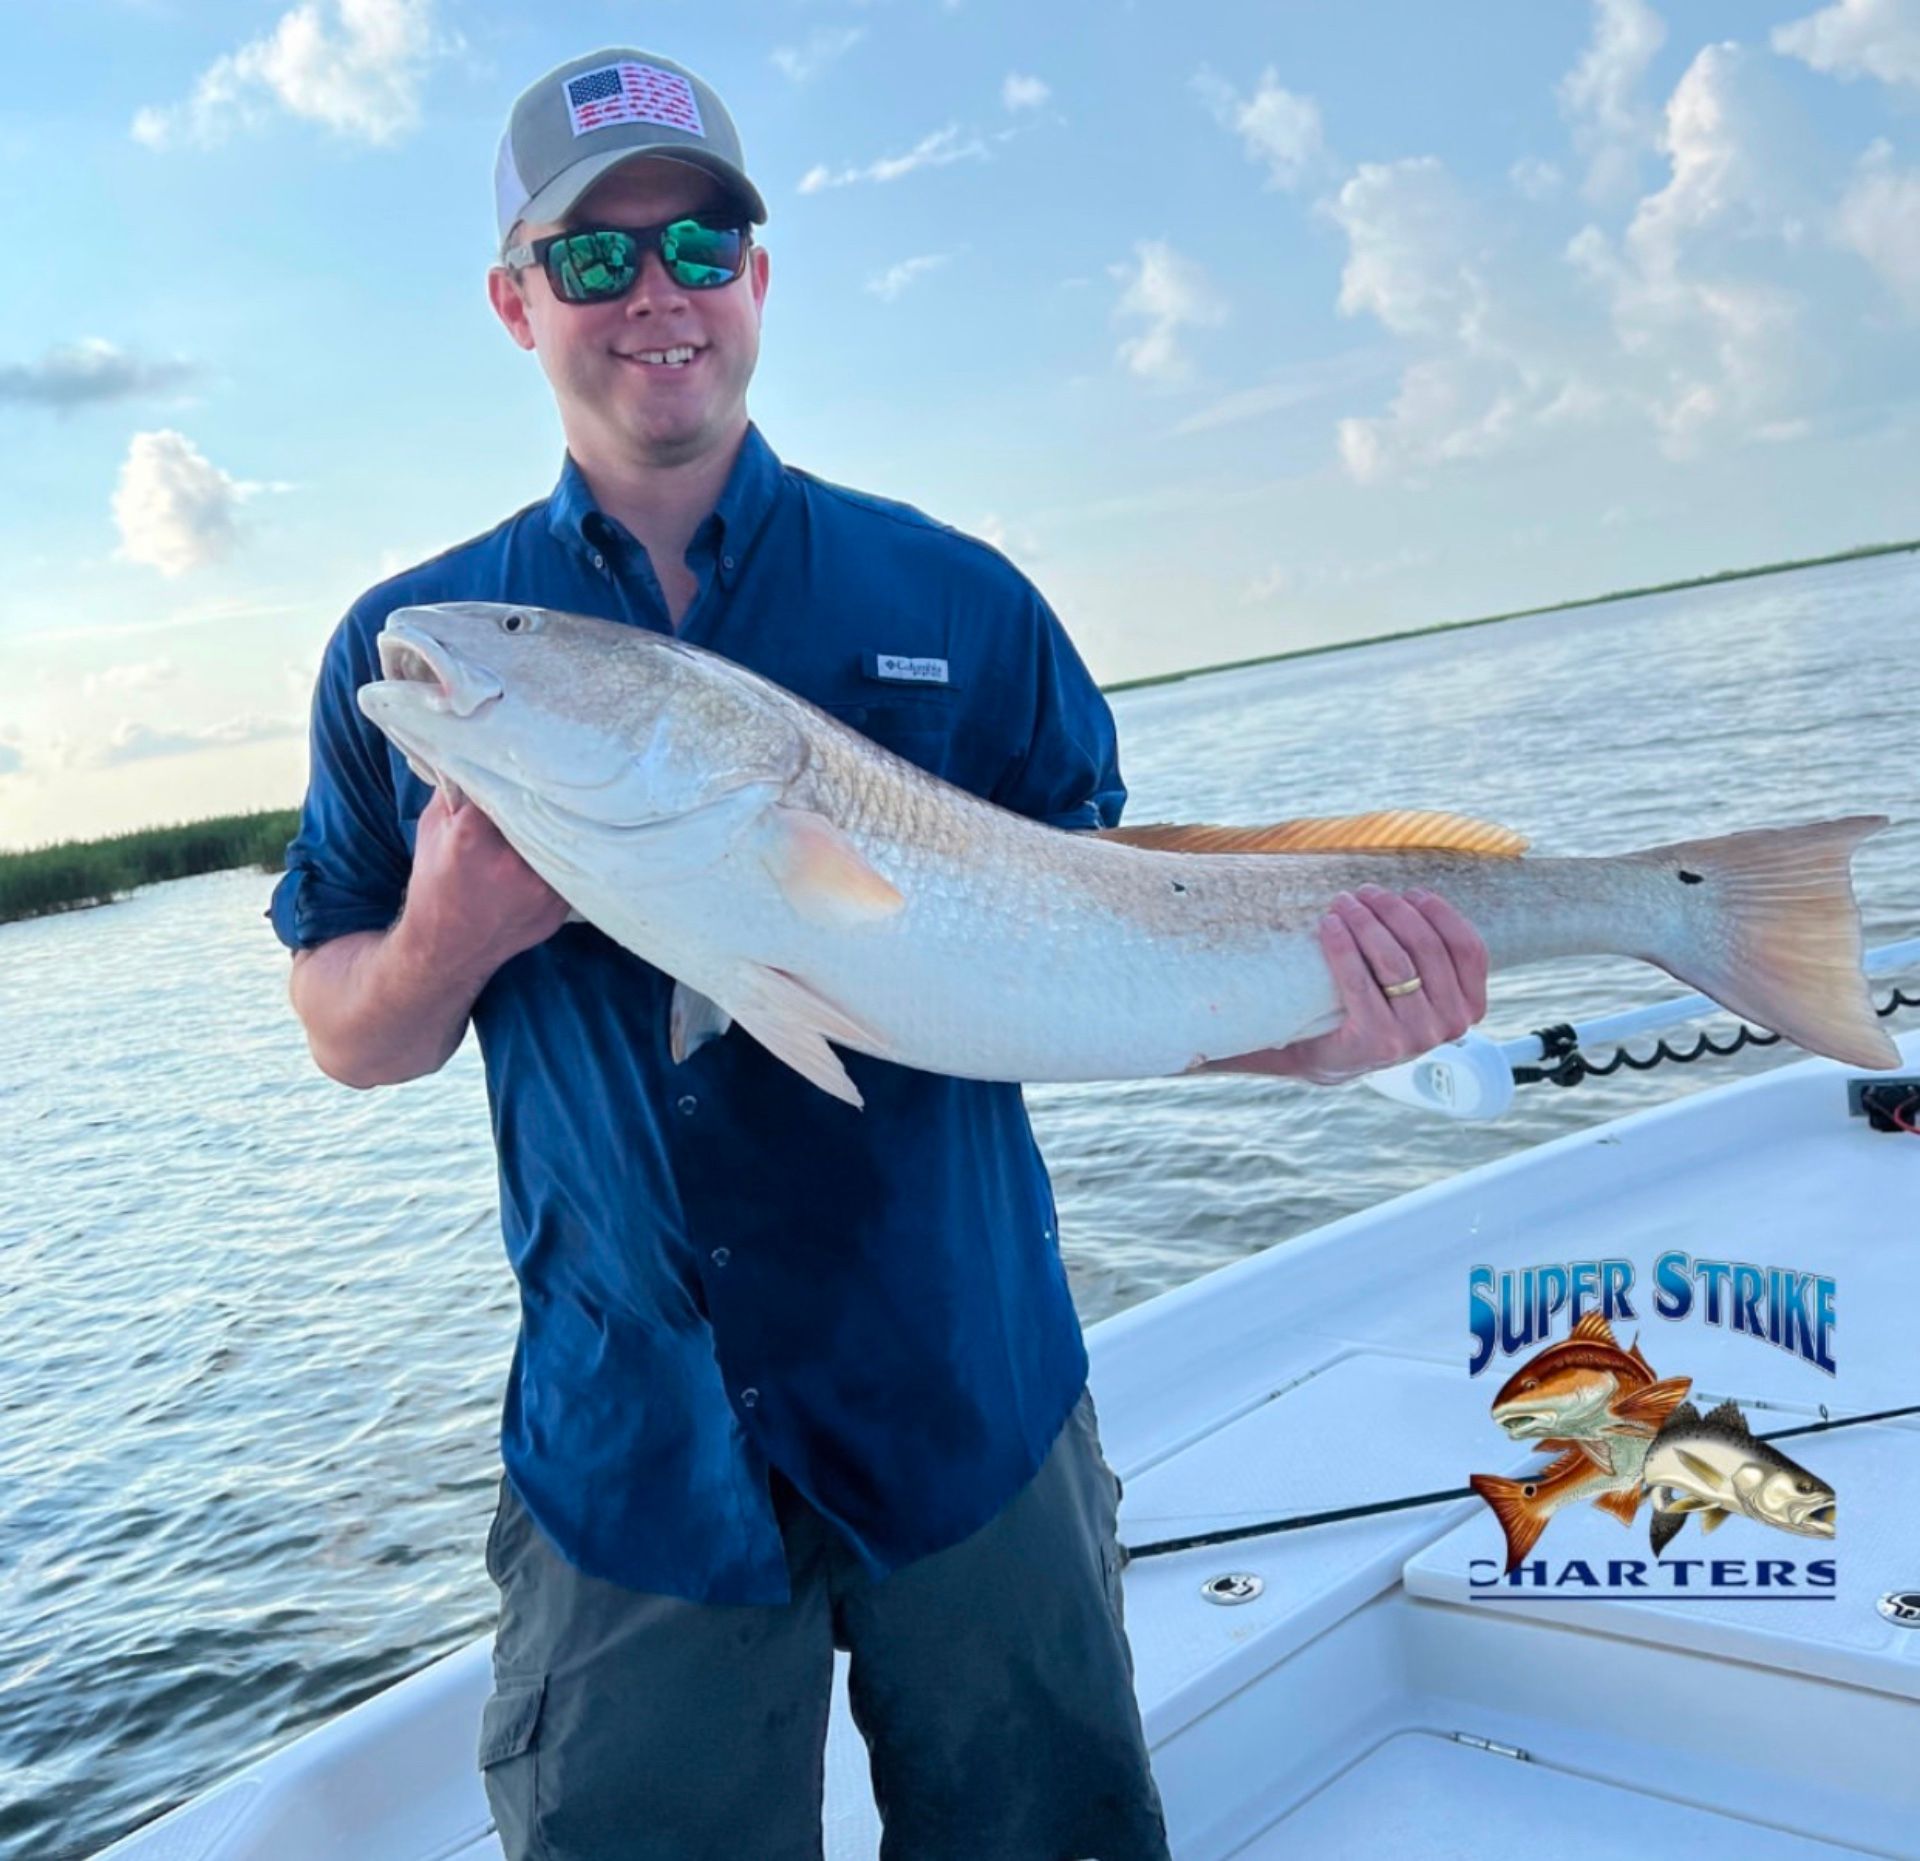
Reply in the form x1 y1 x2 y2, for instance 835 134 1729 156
397 786 572 978
288 787 572 1089
1198 885 1489 1085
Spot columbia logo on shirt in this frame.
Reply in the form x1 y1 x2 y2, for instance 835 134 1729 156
865 652 950 685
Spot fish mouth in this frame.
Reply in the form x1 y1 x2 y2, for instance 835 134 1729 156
376 620 503 719
1495 1409 1560 1436
1798 1500 1837 1534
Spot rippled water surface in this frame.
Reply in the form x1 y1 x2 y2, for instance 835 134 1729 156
6 553 1919 1858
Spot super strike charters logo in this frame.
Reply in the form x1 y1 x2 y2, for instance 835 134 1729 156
1464 1256 1839 1598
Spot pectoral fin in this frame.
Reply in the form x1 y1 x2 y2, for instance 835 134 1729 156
1577 1436 1617 1476
1699 1507 1730 1535
669 983 733 1063
723 963 893 1108
756 807 906 928
1677 1449 1730 1492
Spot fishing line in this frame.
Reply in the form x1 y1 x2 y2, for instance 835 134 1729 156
1119 1401 1920 1560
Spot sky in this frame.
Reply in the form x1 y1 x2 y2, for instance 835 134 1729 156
3 0 1919 848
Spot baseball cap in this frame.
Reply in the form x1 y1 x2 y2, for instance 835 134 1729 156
494 49 768 256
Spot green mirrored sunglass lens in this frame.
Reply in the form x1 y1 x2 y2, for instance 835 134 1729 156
663 221 743 286
553 231 637 299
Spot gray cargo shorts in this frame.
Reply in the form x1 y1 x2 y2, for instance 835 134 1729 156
478 1385 1171 1861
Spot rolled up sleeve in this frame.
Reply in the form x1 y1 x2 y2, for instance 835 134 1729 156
267 608 410 951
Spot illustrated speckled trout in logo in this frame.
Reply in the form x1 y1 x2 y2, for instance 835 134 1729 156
1466 1259 1838 1592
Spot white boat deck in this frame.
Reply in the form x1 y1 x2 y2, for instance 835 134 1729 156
101 1026 1920 1860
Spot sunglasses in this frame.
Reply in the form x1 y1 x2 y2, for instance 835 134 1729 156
502 215 751 304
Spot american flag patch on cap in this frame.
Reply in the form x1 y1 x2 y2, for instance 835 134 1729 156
564 62 705 139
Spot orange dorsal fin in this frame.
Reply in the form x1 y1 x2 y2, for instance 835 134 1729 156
1570 1310 1619 1349
1609 1375 1693 1433
1093 809 1528 858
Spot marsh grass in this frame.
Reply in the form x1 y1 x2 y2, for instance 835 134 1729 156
0 811 298 924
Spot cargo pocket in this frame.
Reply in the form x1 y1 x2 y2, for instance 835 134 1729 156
478 1678 546 1861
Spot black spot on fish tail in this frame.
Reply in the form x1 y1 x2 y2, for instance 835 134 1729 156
1677 869 1703 884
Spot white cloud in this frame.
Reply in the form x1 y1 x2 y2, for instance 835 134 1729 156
1172 350 1395 435
1241 549 1439 603
1241 565 1290 604
1109 241 1228 386
1558 0 1668 201
1569 43 1816 454
977 513 1041 561
132 0 445 148
798 124 990 193
1327 158 1487 339
0 339 196 410
1316 23 1903 487
1509 156 1564 201
771 26 865 84
1837 141 1920 312
865 252 955 301
82 659 180 699
1774 0 1920 88
111 430 256 577
1193 67 1323 191
100 715 303 767
0 733 23 779
1323 158 1609 481
1002 72 1050 111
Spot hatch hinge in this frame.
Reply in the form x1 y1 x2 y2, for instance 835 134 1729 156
1450 1731 1531 1762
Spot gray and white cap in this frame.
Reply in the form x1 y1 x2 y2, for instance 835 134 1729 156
493 48 768 256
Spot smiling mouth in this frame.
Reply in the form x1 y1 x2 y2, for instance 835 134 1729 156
617 345 705 370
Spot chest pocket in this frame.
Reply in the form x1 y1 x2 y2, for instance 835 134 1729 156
818 691 963 780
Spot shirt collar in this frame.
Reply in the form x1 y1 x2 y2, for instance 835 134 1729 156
545 423 783 588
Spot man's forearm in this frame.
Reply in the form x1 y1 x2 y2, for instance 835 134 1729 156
289 913 494 1089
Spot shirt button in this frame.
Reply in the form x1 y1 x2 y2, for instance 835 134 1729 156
711 1246 731 1267
591 550 607 572
740 1387 759 1409
721 554 735 572
677 1094 698 1116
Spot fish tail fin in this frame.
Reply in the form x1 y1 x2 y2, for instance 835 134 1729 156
1629 815 1898 1070
1470 1472 1552 1575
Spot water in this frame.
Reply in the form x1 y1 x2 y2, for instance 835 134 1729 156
5 553 1918 1859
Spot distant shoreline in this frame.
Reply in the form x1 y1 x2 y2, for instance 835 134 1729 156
1102 536 1920 695
5 535 1916 924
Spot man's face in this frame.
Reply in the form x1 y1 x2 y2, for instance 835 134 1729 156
489 157 769 468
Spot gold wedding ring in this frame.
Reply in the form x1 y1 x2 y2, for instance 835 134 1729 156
1382 976 1425 999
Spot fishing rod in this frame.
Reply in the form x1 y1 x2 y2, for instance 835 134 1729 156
1119 1400 1920 1560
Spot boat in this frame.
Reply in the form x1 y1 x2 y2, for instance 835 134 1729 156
97 945 1920 1859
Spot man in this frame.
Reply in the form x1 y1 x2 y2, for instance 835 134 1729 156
271 47 1488 1861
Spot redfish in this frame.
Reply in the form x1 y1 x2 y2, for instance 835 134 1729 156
357 602 1900 1107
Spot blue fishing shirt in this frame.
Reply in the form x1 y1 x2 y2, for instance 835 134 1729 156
269 423 1127 1603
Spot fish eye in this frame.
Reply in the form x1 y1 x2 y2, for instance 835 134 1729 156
1520 1379 1537 1391
501 610 541 634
